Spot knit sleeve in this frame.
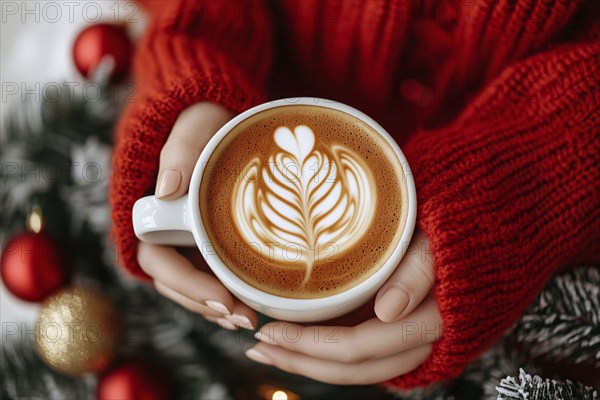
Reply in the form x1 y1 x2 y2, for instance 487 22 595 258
388 40 600 388
110 0 273 279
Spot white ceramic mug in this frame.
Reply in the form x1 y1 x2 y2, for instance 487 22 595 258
132 98 416 322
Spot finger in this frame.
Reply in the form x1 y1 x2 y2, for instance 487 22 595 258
156 102 232 199
256 297 441 363
154 283 237 331
154 281 223 318
203 315 239 331
246 342 432 385
375 231 435 322
138 242 234 314
225 302 258 330
159 247 258 328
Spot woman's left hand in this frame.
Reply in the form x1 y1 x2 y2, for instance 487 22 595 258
245 231 442 385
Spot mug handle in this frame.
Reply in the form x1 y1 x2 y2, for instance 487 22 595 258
132 195 196 246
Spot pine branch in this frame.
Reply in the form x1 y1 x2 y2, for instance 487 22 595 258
496 369 598 400
510 267 600 367
0 82 117 236
1 340 92 400
460 342 539 400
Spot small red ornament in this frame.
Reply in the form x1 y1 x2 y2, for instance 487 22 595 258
97 359 171 400
0 206 70 302
73 23 133 82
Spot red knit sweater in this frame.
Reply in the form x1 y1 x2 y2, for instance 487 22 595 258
110 0 600 389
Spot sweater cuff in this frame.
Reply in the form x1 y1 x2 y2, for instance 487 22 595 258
110 40 267 279
385 40 600 388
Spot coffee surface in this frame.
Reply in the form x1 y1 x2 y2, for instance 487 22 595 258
200 105 408 298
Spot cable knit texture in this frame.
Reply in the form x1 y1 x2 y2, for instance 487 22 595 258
110 0 600 388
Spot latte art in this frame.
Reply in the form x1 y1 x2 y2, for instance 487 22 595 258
200 105 407 298
232 126 376 284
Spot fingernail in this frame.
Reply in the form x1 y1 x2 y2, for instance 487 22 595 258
245 348 272 365
226 314 255 330
254 330 278 345
216 317 238 331
205 300 231 315
377 285 410 322
156 169 181 198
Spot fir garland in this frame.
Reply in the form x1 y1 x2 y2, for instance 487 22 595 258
511 267 600 367
497 369 598 400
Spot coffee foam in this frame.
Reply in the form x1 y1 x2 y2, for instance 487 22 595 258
232 124 377 285
200 105 408 299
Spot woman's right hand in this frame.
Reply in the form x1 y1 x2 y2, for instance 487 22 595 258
136 102 258 330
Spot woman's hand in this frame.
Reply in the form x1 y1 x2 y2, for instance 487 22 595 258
137 102 258 330
246 231 440 384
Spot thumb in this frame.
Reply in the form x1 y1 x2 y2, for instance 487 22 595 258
374 231 435 322
156 102 233 200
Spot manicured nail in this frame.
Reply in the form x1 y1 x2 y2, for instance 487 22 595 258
226 314 255 330
216 318 238 331
205 300 231 315
254 330 278 345
376 285 410 322
156 169 182 198
245 348 273 365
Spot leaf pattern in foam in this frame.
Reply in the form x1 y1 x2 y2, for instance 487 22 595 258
232 125 376 285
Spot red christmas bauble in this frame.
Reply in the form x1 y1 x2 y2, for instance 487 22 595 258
97 359 171 400
1 232 70 302
73 23 133 82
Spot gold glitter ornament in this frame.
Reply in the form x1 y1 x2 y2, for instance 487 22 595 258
35 286 120 376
